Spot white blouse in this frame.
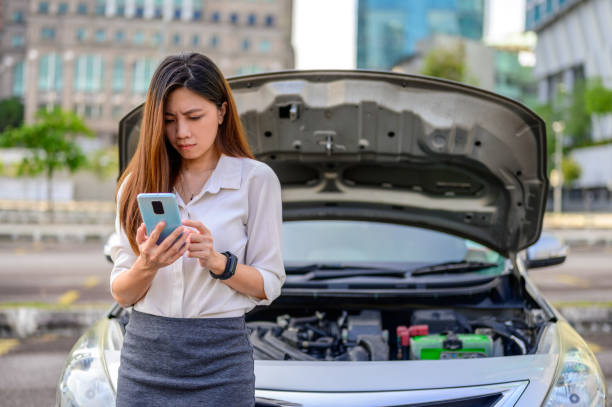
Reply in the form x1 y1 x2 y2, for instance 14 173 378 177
109 153 286 318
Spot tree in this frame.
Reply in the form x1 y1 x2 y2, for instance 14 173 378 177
0 97 24 132
0 108 94 221
420 42 478 86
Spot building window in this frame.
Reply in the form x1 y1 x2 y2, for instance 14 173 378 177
38 2 49 14
192 34 199 47
11 10 25 23
193 10 202 20
38 53 63 91
77 3 88 15
135 0 144 18
173 0 181 19
152 32 163 46
95 0 106 16
247 13 256 26
230 12 238 24
172 33 181 46
13 61 25 96
76 27 87 41
115 30 125 43
259 39 271 53
211 35 218 48
74 54 105 92
116 0 125 16
112 57 124 92
133 31 145 45
57 3 68 15
132 58 156 94
534 4 541 23
211 11 220 22
11 34 25 48
95 29 106 42
154 0 163 18
41 27 56 40
242 39 250 51
265 15 274 27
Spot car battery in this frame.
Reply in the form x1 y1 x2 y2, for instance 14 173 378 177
409 333 493 360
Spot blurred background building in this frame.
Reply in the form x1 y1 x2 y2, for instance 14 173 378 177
357 0 485 70
526 0 612 210
0 0 294 146
526 0 612 141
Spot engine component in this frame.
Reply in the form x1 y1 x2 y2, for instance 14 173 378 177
410 309 460 333
409 333 493 360
247 310 389 362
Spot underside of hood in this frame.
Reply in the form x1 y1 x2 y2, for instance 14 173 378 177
229 71 548 256
118 70 548 256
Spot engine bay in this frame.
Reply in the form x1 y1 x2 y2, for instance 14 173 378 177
246 308 546 361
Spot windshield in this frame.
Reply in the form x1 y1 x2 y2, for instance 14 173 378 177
283 220 502 266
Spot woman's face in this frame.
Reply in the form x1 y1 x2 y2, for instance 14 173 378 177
164 87 227 164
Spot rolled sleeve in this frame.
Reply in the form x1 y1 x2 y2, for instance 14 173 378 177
109 178 138 298
244 163 285 306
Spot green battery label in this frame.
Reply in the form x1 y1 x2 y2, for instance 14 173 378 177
410 334 493 360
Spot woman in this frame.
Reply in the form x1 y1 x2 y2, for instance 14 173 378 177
109 53 285 406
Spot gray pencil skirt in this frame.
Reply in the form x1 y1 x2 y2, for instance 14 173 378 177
116 309 255 407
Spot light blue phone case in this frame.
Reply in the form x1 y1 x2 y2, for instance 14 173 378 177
137 193 182 245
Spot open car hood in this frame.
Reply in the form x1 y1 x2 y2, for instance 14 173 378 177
118 70 548 256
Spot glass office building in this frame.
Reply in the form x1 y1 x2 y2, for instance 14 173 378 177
357 0 485 70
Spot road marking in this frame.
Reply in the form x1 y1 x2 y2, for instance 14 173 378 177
0 339 19 356
555 274 590 288
586 341 603 353
14 247 26 256
57 290 80 305
83 276 101 289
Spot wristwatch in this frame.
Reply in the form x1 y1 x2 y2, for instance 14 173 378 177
209 251 237 280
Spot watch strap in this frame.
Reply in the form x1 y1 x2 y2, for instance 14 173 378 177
210 251 237 280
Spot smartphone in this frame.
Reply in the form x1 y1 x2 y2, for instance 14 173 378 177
137 193 182 245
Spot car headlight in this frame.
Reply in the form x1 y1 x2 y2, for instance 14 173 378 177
56 319 118 407
543 321 607 407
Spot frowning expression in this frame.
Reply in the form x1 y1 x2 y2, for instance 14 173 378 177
164 87 227 163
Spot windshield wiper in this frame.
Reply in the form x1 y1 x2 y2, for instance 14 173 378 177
410 261 498 277
285 263 409 277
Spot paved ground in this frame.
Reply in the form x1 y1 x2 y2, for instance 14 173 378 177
0 240 113 306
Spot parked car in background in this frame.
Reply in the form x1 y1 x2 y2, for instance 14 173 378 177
58 71 606 407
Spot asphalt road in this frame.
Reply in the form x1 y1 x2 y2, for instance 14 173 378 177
0 240 611 406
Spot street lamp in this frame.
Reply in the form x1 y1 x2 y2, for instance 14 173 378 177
551 121 565 213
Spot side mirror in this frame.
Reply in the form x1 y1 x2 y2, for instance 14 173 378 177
525 234 568 269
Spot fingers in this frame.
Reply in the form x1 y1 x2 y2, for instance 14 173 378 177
136 223 146 244
157 224 185 252
144 220 165 250
182 219 210 235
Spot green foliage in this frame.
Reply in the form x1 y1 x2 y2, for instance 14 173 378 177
0 97 24 132
0 107 94 178
86 146 119 180
420 43 471 84
530 77 612 175
585 78 612 115
561 157 581 185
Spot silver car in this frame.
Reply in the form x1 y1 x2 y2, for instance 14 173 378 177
56 71 607 407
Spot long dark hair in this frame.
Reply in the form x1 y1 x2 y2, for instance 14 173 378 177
116 53 254 253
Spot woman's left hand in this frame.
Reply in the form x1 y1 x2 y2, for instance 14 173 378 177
182 220 225 271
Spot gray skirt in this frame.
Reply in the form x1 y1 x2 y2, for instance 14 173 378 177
116 309 255 407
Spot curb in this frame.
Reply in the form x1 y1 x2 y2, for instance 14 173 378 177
1 305 611 339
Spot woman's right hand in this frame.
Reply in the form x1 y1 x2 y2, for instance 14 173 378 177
134 221 191 272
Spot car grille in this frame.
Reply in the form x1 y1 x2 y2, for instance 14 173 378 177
255 380 528 407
